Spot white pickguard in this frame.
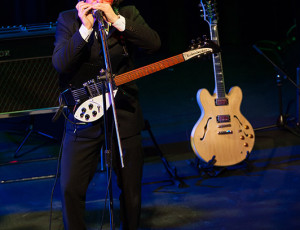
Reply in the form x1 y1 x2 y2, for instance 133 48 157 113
74 89 118 122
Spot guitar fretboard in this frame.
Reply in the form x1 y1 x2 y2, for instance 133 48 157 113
114 54 185 86
210 24 226 99
69 54 185 101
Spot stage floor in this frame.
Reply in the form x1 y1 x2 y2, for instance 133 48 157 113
1 43 300 229
0 127 300 230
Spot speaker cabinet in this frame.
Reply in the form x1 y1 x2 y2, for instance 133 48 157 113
0 24 60 116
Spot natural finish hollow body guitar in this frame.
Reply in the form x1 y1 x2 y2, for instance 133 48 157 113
190 0 255 166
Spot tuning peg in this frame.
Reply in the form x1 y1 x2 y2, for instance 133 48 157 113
202 35 209 42
100 68 106 76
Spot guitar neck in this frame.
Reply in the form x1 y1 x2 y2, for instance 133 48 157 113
114 54 185 86
67 46 213 103
210 24 226 99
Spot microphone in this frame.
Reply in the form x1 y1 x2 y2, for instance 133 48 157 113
93 9 103 22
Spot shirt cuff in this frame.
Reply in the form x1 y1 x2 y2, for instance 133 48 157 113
79 24 93 42
112 15 126 32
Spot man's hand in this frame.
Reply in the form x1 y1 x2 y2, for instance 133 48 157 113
92 1 119 24
76 1 94 30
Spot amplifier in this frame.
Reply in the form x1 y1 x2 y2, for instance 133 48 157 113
0 23 60 116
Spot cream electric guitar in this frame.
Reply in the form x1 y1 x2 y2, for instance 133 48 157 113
190 0 255 167
62 43 214 122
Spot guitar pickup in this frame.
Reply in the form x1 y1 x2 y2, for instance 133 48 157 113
83 80 99 98
216 115 230 123
218 130 233 135
215 98 228 106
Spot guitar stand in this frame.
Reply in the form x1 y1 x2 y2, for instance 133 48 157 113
189 156 225 177
143 120 188 188
190 152 252 178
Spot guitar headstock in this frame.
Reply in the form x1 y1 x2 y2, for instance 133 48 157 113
184 36 219 61
200 0 218 26
189 36 219 52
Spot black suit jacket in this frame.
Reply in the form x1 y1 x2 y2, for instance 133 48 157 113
52 5 161 138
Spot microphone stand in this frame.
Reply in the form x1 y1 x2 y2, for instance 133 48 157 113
252 45 300 136
94 10 124 230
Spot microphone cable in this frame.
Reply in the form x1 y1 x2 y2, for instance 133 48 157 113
100 120 115 230
48 119 66 230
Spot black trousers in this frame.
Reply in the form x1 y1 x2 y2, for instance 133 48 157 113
60 119 144 230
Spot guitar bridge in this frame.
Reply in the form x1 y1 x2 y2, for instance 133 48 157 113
60 88 78 106
217 124 231 128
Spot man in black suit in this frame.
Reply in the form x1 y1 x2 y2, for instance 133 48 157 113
52 0 161 229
